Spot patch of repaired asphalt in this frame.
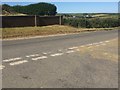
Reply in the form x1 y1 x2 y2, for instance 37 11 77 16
77 38 118 62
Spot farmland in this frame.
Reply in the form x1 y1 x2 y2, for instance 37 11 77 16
61 13 119 28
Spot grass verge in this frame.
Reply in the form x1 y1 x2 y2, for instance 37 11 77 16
1 25 118 39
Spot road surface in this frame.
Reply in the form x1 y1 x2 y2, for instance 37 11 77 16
2 30 118 88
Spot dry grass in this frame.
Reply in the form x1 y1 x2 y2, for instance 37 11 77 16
1 25 117 39
92 14 118 19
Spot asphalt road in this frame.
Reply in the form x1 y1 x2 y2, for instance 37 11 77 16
2 30 118 88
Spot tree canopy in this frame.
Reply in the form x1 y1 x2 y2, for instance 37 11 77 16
2 4 16 14
12 2 57 15
2 2 57 16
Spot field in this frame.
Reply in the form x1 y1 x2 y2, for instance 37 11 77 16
58 13 118 18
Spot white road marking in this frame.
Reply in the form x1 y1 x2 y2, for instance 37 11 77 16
3 57 22 62
26 54 39 58
104 53 108 55
32 56 47 60
66 50 75 54
9 60 28 66
68 47 78 50
42 53 47 55
99 42 104 44
76 49 80 51
0 65 5 70
80 45 85 47
50 53 63 57
105 41 109 42
58 49 62 52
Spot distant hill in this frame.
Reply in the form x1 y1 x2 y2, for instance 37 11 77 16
2 2 57 16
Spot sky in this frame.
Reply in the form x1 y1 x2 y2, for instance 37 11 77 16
2 2 118 13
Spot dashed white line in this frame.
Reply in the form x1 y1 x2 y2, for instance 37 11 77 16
26 54 39 58
68 47 78 50
58 49 62 52
0 65 5 70
87 44 93 46
42 52 47 55
99 42 104 44
3 57 22 62
105 41 110 43
76 49 80 51
104 53 108 55
32 56 47 60
50 53 63 57
66 50 75 54
9 60 28 66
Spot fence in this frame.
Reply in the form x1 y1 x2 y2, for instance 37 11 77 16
1 16 63 28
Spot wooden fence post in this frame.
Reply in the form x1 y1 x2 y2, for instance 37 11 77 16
59 16 62 25
35 15 37 27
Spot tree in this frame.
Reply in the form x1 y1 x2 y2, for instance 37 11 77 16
2 4 15 14
12 2 57 16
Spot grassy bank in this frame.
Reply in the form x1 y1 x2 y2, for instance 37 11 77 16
1 25 118 39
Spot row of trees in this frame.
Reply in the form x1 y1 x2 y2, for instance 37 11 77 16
2 3 57 15
64 18 119 28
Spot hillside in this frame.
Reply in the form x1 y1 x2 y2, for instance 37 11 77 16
2 2 57 16
1 4 26 16
2 4 17 15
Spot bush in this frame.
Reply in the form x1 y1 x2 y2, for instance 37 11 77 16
63 17 119 28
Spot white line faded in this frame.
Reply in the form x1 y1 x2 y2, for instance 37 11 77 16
0 65 5 70
58 49 62 52
105 41 110 43
68 47 78 50
9 60 28 66
76 49 80 51
42 52 47 55
99 42 104 44
26 54 39 58
32 56 47 60
87 44 93 46
3 57 22 62
66 50 75 54
50 53 63 57
80 45 85 47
